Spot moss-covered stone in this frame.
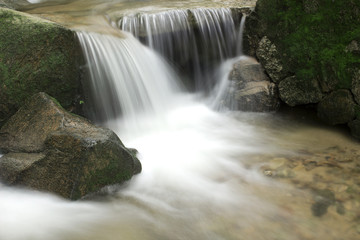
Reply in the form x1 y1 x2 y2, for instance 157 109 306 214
0 0 29 9
247 0 360 138
0 93 141 200
253 0 360 91
0 7 83 127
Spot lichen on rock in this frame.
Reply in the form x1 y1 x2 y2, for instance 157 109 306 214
279 76 323 107
256 36 287 83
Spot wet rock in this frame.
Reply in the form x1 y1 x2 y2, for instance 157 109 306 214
311 189 335 217
256 36 287 83
278 76 323 106
227 57 280 112
0 8 83 128
349 119 360 139
317 90 356 125
0 93 141 200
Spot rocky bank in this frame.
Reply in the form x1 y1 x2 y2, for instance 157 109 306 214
0 7 84 128
244 0 360 139
0 93 141 200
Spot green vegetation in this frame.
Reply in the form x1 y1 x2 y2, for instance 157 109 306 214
256 0 360 89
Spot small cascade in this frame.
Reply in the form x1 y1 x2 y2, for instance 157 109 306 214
210 15 248 111
76 31 183 124
118 8 244 91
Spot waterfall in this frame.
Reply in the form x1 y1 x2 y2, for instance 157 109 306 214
77 31 183 124
118 8 243 91
210 15 248 111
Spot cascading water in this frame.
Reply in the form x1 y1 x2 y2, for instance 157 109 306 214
2 1 359 240
76 31 182 124
118 8 243 91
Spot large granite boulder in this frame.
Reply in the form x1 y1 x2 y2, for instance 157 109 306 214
0 93 141 200
0 7 83 128
224 57 280 112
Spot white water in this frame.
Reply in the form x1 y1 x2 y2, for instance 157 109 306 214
119 8 243 90
77 31 182 124
2 4 356 240
0 26 287 240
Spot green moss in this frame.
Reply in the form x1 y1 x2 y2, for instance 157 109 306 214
257 0 360 89
0 8 82 127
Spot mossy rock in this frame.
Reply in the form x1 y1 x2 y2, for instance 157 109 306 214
0 7 83 127
253 0 360 92
0 0 29 9
0 93 141 200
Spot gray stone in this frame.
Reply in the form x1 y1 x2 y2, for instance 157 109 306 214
0 93 141 200
317 90 356 125
226 58 280 112
279 76 323 106
256 36 287 83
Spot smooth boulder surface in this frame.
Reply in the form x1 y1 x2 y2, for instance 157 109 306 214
0 7 83 128
0 93 141 200
227 57 280 112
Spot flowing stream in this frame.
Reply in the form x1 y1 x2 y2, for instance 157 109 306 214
1 1 360 240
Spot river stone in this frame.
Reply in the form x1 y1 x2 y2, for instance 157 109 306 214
0 92 141 200
227 58 280 112
278 76 323 107
352 69 360 105
317 90 356 125
0 7 83 128
256 36 287 83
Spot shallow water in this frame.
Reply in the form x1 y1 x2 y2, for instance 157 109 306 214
1 1 360 240
1 103 359 240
